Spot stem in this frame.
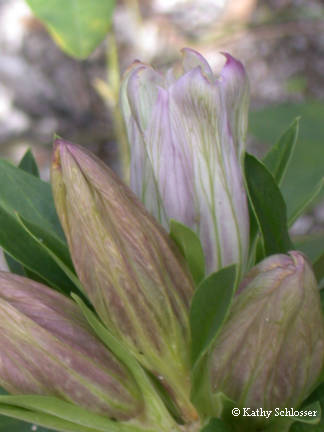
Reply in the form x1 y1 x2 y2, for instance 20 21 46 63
124 0 143 24
107 30 130 182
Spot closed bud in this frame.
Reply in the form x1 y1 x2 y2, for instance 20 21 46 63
209 251 324 419
0 272 142 420
120 48 250 277
51 139 197 421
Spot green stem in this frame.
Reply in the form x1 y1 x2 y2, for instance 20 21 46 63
106 30 130 182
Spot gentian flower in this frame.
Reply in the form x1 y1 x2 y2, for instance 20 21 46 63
120 48 250 277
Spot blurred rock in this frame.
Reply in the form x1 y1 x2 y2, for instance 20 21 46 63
0 0 116 172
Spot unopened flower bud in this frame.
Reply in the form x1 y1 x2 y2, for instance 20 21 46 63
120 48 250 277
209 251 324 418
0 272 142 420
51 139 197 421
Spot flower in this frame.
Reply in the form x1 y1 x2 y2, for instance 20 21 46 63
120 48 250 277
51 139 197 421
208 251 324 425
0 272 142 420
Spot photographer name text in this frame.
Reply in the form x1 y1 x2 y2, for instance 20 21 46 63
231 407 318 418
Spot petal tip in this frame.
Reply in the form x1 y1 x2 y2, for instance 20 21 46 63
220 52 246 77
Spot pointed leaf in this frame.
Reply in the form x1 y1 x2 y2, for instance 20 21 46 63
249 102 324 219
26 0 116 59
190 265 237 367
245 153 293 257
290 383 324 431
294 233 324 263
170 219 205 285
0 396 145 432
288 178 324 227
0 404 106 432
16 214 81 292
314 254 324 286
5 152 76 289
0 415 50 431
289 402 321 425
4 149 40 275
0 388 51 432
18 148 40 177
263 117 299 185
0 206 74 294
4 255 25 276
0 159 63 239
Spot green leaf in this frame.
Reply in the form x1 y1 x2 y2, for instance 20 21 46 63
18 148 40 177
0 159 63 239
0 404 104 432
294 232 324 285
0 206 74 295
0 388 51 432
4 254 26 276
1 150 78 292
170 219 205 285
320 290 324 313
288 178 324 227
0 415 50 431
289 402 321 425
4 149 40 276
290 383 324 431
25 0 116 59
245 153 293 257
190 265 237 368
263 117 299 186
294 233 324 263
16 214 82 293
294 233 324 285
0 395 144 432
200 418 231 432
249 102 324 219
246 196 260 269
314 254 324 286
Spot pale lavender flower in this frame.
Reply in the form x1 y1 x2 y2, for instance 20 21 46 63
120 48 250 277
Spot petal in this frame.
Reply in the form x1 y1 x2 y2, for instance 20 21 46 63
181 48 214 82
120 61 143 130
145 87 196 228
169 67 249 274
166 48 214 86
220 53 249 157
126 64 164 132
122 64 166 214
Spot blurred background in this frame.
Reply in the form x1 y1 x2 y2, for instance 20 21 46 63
0 0 323 263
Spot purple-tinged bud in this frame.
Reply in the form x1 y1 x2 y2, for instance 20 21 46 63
120 48 250 278
51 139 197 421
209 251 324 419
0 272 142 420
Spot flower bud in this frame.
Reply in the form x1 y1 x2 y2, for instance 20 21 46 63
209 251 324 418
120 48 250 277
0 272 142 420
51 139 197 421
